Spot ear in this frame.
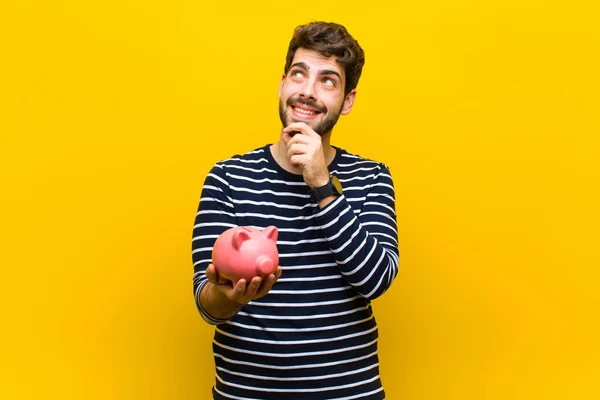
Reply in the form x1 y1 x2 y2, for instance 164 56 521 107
263 225 278 242
232 229 252 250
340 89 357 115
278 74 286 98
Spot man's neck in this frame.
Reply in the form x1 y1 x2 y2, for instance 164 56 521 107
270 134 335 175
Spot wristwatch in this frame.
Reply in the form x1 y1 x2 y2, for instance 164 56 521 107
309 175 343 202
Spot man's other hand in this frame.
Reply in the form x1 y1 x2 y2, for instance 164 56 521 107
205 263 283 305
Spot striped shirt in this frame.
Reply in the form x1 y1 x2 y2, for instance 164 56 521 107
192 144 399 399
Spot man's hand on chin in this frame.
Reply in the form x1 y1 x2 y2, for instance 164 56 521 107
282 122 330 189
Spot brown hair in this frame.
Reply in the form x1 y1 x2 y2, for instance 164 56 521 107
284 22 365 97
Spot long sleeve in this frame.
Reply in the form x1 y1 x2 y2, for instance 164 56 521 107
191 163 237 324
314 163 399 299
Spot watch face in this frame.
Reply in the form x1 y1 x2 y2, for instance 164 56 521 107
332 176 343 194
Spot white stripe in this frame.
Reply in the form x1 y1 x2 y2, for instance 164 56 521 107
201 184 225 194
279 250 332 257
200 197 234 208
223 156 267 164
327 214 358 243
237 305 367 320
365 261 390 298
223 164 277 174
196 209 235 217
354 250 386 287
233 211 317 222
215 371 380 393
226 315 372 333
338 174 376 183
282 262 337 270
216 325 377 345
329 387 384 400
335 167 379 175
213 337 377 358
371 182 395 192
247 295 362 309
342 241 377 277
193 222 237 229
337 236 369 265
366 192 395 202
227 172 307 186
213 386 262 400
369 232 398 243
213 349 377 370
191 246 213 255
268 286 351 295
216 362 378 382
313 195 345 218
192 234 219 242
277 274 342 282
207 172 229 187
230 185 309 198
343 185 376 192
337 159 377 167
277 237 328 245
232 198 316 210
357 211 396 224
331 221 363 254
362 221 397 233
363 201 395 214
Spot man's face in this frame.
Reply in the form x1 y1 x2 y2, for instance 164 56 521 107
278 48 356 136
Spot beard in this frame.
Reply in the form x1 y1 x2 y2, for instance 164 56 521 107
279 97 343 137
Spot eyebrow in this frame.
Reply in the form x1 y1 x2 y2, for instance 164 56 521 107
290 62 342 80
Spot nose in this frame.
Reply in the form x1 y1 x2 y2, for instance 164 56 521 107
298 79 317 101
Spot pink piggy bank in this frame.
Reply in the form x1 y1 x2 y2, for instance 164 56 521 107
212 226 279 284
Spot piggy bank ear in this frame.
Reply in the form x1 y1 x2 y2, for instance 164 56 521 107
232 229 252 250
263 225 278 242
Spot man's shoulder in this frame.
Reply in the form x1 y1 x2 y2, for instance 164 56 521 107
214 144 271 169
334 147 390 172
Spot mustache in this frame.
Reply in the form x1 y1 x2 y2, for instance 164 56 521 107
286 98 327 113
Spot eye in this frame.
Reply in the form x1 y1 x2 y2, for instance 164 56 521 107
323 77 336 87
291 70 304 79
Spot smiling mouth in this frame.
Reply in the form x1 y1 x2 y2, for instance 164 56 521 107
290 101 326 119
292 106 321 116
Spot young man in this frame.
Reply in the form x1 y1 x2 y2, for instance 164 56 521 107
192 22 399 399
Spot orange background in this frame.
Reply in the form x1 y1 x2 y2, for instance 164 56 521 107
2 0 599 398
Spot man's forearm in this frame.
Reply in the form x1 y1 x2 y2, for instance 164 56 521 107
199 282 244 320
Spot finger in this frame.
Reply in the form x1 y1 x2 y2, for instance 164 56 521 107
287 143 309 159
274 266 283 281
287 132 311 146
283 122 318 138
254 273 278 299
289 154 306 168
206 264 218 283
228 279 247 302
243 276 263 302
281 131 293 145
254 267 283 299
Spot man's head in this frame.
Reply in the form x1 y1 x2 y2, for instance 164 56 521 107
278 22 365 136
285 22 365 98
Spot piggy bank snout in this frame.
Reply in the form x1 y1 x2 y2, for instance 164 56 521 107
256 255 275 275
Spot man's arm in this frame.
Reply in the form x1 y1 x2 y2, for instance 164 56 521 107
192 162 282 324
281 123 399 300
314 163 399 299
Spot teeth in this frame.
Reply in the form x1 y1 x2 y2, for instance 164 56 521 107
294 107 317 115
